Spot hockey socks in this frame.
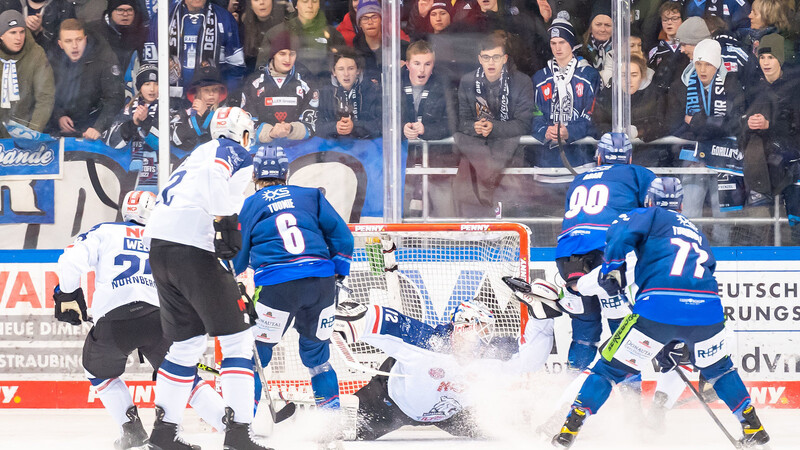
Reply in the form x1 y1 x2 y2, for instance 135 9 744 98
156 359 199 425
88 377 134 428
188 375 226 432
573 373 614 415
310 362 340 409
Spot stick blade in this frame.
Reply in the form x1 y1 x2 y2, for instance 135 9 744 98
274 402 297 423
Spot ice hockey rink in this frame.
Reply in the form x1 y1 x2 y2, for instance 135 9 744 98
3 397 796 449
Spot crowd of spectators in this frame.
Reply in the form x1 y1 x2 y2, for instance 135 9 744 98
0 0 798 242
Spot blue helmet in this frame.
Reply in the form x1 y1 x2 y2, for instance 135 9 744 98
645 177 683 211
252 145 289 181
596 132 633 165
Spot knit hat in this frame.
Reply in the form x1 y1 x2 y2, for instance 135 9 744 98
356 0 381 24
590 0 611 22
429 1 452 17
186 61 227 103
135 63 157 90
548 13 577 49
267 29 299 62
0 10 24 37
106 0 136 14
676 17 711 46
758 33 785 66
693 39 722 69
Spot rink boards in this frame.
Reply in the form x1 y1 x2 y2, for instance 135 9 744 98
1 248 799 409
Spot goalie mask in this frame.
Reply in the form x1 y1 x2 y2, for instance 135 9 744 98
121 190 157 225
451 300 495 345
210 106 255 148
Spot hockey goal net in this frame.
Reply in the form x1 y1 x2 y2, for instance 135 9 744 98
245 222 531 401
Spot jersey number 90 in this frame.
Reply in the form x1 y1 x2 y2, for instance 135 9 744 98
565 185 609 219
276 213 306 254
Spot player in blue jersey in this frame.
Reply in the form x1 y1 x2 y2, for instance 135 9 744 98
232 145 354 419
552 178 770 449
555 132 656 372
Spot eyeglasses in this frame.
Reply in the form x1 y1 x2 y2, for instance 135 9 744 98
360 13 380 24
479 54 505 63
661 15 681 23
114 7 135 15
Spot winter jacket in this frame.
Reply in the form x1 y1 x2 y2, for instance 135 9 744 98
353 31 409 84
743 69 800 150
457 65 535 139
316 75 382 139
677 0 751 34
336 11 358 47
86 2 147 69
649 39 690 93
401 69 456 141
738 26 798 68
46 32 124 136
281 14 346 82
239 3 293 72
472 6 549 76
241 63 317 143
531 58 599 143
631 0 663 52
21 0 77 52
593 67 667 142
0 30 55 136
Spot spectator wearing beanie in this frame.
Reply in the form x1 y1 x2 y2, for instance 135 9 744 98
578 0 613 88
353 0 409 83
172 61 229 149
0 9 55 138
531 15 600 180
105 64 185 191
17 0 76 53
86 0 147 70
239 0 295 72
670 38 746 244
316 46 381 139
241 30 317 143
738 0 797 68
425 1 481 91
742 33 800 243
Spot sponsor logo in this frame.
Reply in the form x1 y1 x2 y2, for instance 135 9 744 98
576 83 584 97
421 396 461 422
0 143 56 166
264 97 298 107
436 381 465 393
460 224 490 231
354 225 385 232
429 368 445 379
1 386 20 404
542 84 552 101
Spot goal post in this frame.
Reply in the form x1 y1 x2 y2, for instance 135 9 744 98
231 222 533 401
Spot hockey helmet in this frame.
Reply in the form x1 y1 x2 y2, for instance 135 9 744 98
645 177 684 211
596 132 633 165
121 190 157 225
452 300 495 345
210 107 255 148
252 144 289 181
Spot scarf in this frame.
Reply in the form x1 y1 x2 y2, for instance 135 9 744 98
168 2 219 85
685 69 727 117
548 57 578 124
474 65 510 121
334 79 362 120
588 37 611 71
0 57 20 109
403 83 429 121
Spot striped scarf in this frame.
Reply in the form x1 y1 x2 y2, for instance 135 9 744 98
0 58 20 109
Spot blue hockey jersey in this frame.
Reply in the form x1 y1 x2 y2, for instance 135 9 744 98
601 207 723 326
233 185 354 285
556 164 656 258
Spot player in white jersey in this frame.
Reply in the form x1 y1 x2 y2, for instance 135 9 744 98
54 191 227 450
143 107 271 450
339 292 556 440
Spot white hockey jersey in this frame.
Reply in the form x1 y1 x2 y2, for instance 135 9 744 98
361 305 554 423
58 221 159 320
144 138 254 252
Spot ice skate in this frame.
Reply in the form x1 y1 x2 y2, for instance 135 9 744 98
114 406 148 450
147 406 200 450
643 390 669 434
739 405 770 448
222 407 273 450
551 407 588 449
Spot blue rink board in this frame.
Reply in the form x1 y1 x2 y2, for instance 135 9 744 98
1 247 797 264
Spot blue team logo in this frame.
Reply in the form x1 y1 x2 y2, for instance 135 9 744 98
399 269 485 325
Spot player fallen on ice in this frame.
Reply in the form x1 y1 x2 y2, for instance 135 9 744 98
54 191 228 450
334 290 558 441
551 177 770 449
231 144 354 439
144 106 272 450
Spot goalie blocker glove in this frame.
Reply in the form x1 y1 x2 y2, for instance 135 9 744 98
502 277 562 319
333 301 368 344
53 285 90 325
214 214 242 259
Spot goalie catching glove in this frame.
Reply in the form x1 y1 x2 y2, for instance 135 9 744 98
53 286 90 325
213 214 242 259
502 277 562 319
333 301 368 344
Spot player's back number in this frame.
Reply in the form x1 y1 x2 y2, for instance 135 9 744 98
276 213 306 254
565 184 609 219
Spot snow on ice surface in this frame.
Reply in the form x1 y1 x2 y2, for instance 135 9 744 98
2 406 797 449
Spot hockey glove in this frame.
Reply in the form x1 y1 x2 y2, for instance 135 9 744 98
213 214 241 260
502 277 563 319
333 301 368 344
53 286 89 325
652 341 691 373
598 266 626 297
238 282 258 324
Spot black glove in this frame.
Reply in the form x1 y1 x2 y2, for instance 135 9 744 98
238 282 258 324
214 214 241 260
53 286 89 325
598 266 626 297
652 341 691 373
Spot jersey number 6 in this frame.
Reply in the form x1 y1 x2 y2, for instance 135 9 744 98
276 213 306 254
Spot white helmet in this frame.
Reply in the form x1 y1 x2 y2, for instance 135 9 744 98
452 300 495 344
121 190 157 225
210 106 255 148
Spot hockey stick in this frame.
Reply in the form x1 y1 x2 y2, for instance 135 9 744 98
675 366 742 449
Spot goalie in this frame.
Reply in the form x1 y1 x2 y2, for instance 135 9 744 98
333 279 560 440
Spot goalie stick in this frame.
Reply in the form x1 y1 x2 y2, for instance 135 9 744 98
675 366 742 449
